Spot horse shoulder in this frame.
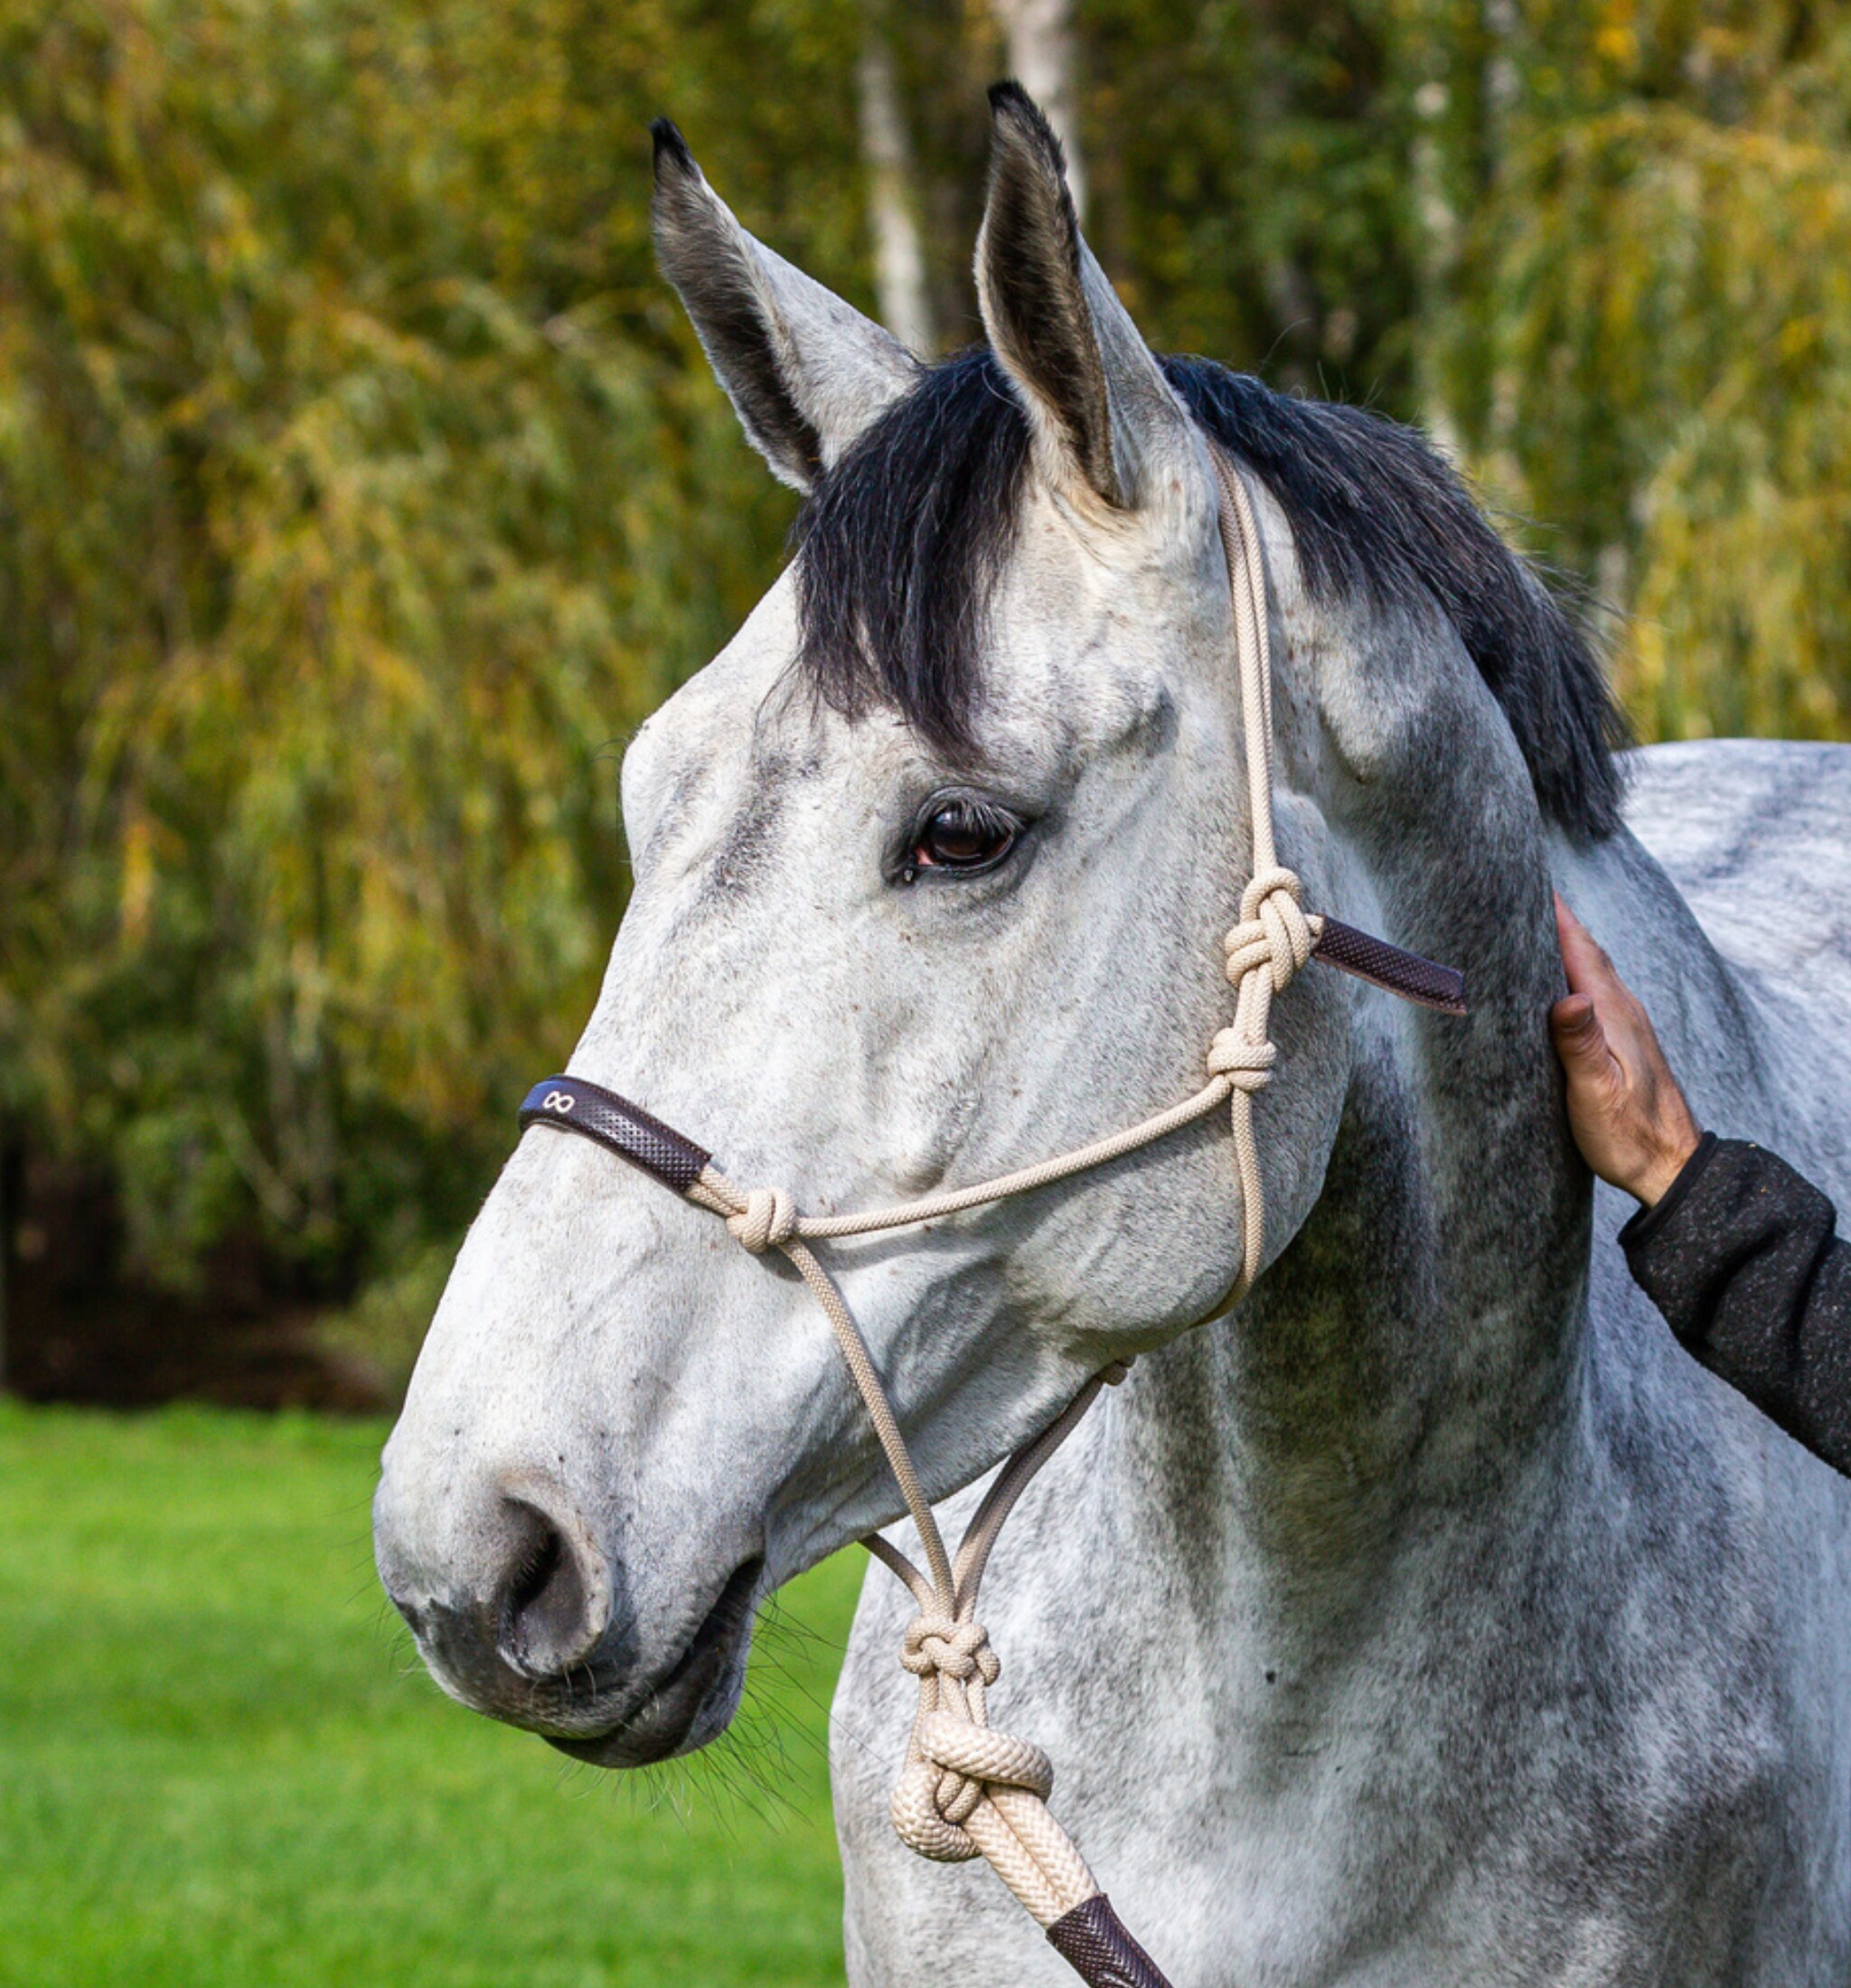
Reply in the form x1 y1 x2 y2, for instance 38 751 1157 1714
1622 739 1851 997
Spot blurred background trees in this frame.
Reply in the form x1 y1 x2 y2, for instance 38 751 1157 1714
1 0 1845 1402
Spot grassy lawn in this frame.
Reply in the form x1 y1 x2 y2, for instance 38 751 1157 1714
0 1402 860 1987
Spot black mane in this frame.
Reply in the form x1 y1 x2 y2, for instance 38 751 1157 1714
794 348 1627 839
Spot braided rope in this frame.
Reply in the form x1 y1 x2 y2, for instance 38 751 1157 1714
680 448 1306 1936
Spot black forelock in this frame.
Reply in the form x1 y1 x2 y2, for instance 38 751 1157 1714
792 347 1629 839
794 348 1029 763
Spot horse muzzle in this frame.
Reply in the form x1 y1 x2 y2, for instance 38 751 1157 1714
543 1553 764 1767
372 1458 763 1766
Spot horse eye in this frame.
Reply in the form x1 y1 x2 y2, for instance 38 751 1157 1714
909 800 1019 877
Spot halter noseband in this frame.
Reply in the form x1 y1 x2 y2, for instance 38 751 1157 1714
512 447 1464 1988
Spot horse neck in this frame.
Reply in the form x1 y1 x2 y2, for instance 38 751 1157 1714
1123 662 1597 1589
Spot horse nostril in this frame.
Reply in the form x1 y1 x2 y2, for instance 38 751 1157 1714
494 1498 609 1681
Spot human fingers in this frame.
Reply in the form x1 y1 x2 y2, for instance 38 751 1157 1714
1549 990 1614 1079
1553 893 1621 1003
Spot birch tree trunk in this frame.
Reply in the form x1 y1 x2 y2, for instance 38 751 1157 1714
991 0 1085 222
858 1 936 355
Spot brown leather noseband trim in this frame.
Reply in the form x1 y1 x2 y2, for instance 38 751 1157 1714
519 1077 710 1195
513 923 1466 1206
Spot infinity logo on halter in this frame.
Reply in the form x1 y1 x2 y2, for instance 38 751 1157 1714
517 1079 711 1195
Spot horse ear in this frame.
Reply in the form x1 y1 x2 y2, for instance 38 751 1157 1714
974 84 1190 510
652 121 923 492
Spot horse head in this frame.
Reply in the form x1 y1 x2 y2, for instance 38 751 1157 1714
372 87 1617 1774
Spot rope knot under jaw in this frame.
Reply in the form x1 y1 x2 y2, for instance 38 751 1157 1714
726 1186 797 1253
900 1614 1000 1685
889 1711 1057 1861
889 1688 1057 1864
891 1615 1049 1861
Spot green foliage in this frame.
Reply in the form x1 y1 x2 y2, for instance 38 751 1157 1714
0 1402 861 1985
1 0 1845 1333
1081 0 1420 399
0 0 850 1289
1428 0 1851 737
887 0 1421 400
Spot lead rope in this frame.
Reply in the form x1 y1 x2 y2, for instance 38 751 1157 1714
677 447 1308 1974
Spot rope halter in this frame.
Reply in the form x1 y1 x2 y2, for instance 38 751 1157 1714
726 1186 798 1253
513 443 1467 1988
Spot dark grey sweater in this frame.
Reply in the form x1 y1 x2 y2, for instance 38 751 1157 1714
1622 1135 1851 1478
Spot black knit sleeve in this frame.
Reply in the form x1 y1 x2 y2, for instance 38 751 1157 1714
1621 1135 1851 1478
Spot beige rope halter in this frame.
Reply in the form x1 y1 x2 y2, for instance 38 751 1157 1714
518 444 1465 1984
686 445 1301 1936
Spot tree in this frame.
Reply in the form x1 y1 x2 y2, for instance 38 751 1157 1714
1428 0 1851 737
859 0 938 352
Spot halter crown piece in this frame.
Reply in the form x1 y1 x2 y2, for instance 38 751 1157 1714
516 444 1466 1988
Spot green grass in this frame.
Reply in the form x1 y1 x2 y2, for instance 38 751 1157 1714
0 1402 860 1986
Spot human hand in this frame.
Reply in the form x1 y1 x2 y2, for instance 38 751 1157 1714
1550 893 1704 1206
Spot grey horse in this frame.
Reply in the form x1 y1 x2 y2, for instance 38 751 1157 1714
373 87 1851 1984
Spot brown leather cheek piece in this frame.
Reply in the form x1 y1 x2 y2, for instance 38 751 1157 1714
1313 916 1468 1017
518 1078 711 1194
1046 1895 1172 1988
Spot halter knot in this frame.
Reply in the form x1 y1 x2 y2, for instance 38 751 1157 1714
727 1186 797 1254
1224 866 1313 994
890 1617 1027 1863
1206 1032 1279 1092
889 1710 1057 1862
900 1614 1000 1685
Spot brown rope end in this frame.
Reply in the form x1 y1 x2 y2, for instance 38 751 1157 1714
1046 1894 1176 1988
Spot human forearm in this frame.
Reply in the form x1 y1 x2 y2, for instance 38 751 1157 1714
1622 1136 1851 1477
